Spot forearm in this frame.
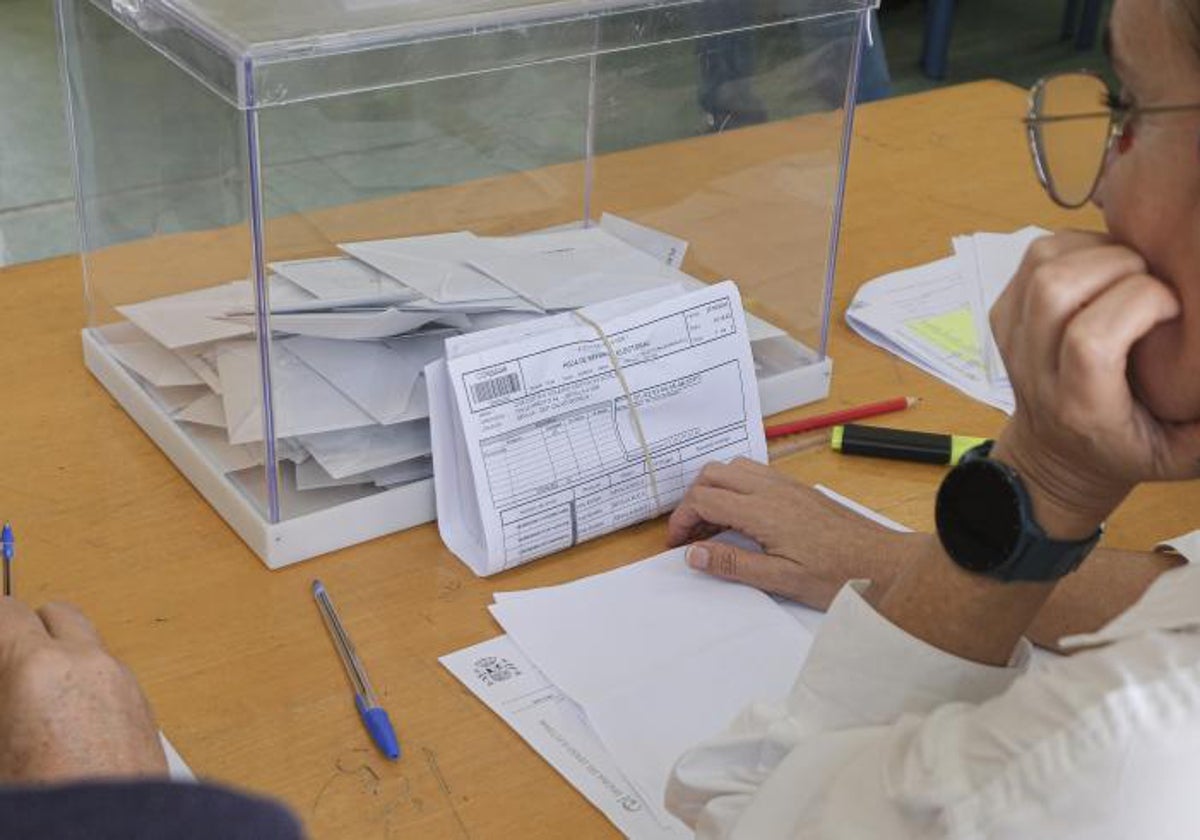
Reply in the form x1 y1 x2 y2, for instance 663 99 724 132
872 537 1055 666
867 531 1179 657
1026 547 1183 649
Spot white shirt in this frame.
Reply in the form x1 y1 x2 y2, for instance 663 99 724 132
666 530 1200 839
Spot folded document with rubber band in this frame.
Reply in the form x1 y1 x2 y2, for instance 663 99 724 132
427 281 768 576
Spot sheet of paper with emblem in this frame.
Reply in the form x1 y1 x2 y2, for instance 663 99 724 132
488 545 811 825
440 635 690 839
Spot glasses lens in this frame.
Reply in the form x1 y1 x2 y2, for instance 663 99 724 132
1031 74 1113 207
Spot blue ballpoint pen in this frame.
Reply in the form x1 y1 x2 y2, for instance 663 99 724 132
2 523 13 597
311 580 400 760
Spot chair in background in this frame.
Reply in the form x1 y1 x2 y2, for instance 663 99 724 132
921 0 1104 80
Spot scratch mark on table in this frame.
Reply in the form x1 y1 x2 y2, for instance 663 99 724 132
423 746 471 838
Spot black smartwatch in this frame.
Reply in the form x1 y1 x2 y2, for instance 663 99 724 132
935 442 1102 582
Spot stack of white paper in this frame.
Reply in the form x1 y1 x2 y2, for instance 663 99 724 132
845 227 1046 414
442 545 814 838
428 281 768 577
440 487 912 839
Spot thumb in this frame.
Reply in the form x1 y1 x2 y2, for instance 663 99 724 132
685 541 841 611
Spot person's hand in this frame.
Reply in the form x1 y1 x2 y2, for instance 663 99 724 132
989 231 1200 537
0 599 167 783
667 458 918 610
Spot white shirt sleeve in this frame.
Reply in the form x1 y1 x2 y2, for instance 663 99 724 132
1158 529 1200 563
666 575 1200 840
666 581 1029 837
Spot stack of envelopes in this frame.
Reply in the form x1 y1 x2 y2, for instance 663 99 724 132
98 216 717 503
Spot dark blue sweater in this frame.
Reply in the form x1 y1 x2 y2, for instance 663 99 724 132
0 780 303 839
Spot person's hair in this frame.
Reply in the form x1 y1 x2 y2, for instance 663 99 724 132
1165 0 1200 61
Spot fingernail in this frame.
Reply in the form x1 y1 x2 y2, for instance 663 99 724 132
686 545 710 570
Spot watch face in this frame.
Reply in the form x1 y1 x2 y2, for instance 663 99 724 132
936 460 1022 572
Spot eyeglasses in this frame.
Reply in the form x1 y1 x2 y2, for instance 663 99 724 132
1024 70 1200 208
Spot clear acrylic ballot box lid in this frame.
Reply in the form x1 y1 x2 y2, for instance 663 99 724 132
57 0 878 567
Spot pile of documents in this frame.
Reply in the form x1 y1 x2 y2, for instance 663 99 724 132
428 281 767 576
443 543 814 838
845 226 1046 414
97 215 728 505
441 487 906 838
98 211 809 536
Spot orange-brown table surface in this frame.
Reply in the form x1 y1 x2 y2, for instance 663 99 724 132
2 80 1195 838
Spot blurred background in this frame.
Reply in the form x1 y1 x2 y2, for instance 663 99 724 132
0 0 1112 267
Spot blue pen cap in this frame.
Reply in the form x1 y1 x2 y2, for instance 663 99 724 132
355 694 400 760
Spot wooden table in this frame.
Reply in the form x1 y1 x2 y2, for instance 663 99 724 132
2 80 1196 838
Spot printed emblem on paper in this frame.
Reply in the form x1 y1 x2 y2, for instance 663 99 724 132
474 656 521 686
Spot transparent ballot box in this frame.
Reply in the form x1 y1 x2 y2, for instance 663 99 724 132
56 0 876 568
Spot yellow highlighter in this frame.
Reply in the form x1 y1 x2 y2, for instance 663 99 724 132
831 424 990 466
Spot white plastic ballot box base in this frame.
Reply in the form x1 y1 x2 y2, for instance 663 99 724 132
82 328 436 569
83 328 829 568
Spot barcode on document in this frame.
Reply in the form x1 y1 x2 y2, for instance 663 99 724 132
471 373 522 403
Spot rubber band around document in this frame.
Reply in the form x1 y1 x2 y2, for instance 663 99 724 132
573 311 663 515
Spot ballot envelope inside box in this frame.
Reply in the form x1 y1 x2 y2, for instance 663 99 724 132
55 0 877 568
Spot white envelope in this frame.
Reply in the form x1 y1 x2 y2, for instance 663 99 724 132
186 424 264 474
146 384 211 415
224 308 469 341
283 334 445 424
118 284 254 350
217 341 376 445
293 453 433 491
176 391 227 427
342 233 521 304
293 457 374 491
598 212 688 268
391 376 431 423
298 420 432 479
399 297 544 315
177 348 223 394
461 310 543 333
118 277 318 349
268 256 418 304
470 227 683 310
370 455 434 488
108 340 205 388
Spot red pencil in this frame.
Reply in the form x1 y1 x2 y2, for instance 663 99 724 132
765 396 919 439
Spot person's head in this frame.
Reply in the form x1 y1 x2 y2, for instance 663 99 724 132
1097 0 1200 422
